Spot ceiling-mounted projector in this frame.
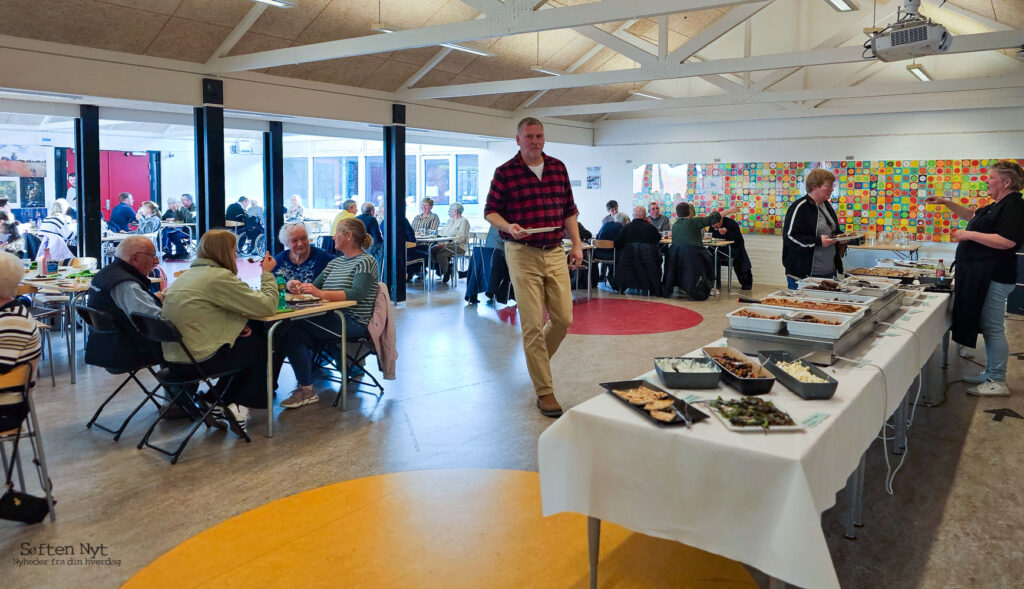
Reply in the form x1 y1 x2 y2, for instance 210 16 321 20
866 0 951 62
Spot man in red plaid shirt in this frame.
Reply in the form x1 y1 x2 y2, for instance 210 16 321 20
485 117 584 418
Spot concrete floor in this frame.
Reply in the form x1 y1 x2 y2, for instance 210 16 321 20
1 277 1022 588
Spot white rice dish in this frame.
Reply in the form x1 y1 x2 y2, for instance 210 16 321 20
657 358 718 373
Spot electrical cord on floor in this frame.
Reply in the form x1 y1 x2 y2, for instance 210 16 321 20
836 356 901 495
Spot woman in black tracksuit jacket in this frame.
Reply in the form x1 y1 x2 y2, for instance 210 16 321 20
782 168 843 289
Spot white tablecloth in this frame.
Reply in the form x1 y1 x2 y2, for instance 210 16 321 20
539 293 951 589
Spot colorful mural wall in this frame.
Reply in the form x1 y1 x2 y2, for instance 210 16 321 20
633 159 1023 243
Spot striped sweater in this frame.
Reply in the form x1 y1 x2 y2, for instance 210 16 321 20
313 253 379 325
0 302 41 394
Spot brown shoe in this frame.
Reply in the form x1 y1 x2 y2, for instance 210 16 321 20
536 394 563 418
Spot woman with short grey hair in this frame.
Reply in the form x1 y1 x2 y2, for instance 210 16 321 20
430 203 471 284
272 222 335 284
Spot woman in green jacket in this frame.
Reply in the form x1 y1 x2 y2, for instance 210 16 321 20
161 229 278 435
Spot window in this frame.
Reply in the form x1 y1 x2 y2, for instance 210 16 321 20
312 156 358 209
423 157 451 205
283 157 308 206
365 156 385 208
456 154 478 204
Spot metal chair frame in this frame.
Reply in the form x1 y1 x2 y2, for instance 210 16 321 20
0 364 56 522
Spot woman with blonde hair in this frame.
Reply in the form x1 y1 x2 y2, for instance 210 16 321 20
38 198 75 261
160 230 278 434
782 168 843 289
275 218 379 409
137 200 161 234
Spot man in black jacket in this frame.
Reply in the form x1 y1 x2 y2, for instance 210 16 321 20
782 168 842 289
712 216 753 290
615 206 662 249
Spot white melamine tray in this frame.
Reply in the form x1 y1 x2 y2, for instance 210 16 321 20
725 307 785 333
784 311 855 339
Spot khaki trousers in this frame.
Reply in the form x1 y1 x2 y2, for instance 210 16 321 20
503 241 574 397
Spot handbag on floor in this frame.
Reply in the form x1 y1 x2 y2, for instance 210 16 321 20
0 410 51 524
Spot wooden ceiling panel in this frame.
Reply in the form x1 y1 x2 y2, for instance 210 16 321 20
296 1 379 45
434 50 480 75
172 0 252 29
445 94 501 108
265 55 388 87
574 47 618 73
992 0 1024 29
428 0 481 24
225 32 294 58
951 0 997 20
250 0 330 40
529 92 584 109
409 68 457 89
560 84 618 103
628 18 659 44
360 59 422 92
668 9 727 38
458 55 538 82
0 0 168 54
545 31 598 71
388 47 448 68
145 17 229 63
97 0 181 15
491 91 537 112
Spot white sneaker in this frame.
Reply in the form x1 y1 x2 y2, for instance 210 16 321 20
224 403 250 437
966 380 1010 397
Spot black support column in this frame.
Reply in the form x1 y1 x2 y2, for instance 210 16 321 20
74 105 101 261
263 121 284 256
384 104 407 303
194 78 226 235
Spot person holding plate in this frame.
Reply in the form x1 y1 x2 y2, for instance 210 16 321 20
782 168 844 289
276 218 379 410
484 117 583 418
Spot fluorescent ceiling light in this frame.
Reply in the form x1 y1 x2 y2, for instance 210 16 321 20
906 63 931 81
0 88 82 102
372 23 397 33
823 0 858 12
439 43 495 57
629 90 665 100
252 0 294 7
531 66 565 76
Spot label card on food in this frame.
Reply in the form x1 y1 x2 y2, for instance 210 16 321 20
802 413 830 428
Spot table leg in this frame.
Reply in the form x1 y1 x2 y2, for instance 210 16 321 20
854 452 866 527
843 452 867 539
66 293 79 384
893 383 910 455
941 328 950 369
727 244 733 293
587 248 593 301
588 516 600 589
266 321 282 438
336 310 348 411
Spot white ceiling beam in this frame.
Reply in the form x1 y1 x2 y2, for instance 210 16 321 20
924 0 1010 31
743 19 752 86
572 25 657 65
209 3 267 61
407 29 1024 99
459 0 506 14
658 16 668 59
522 72 1024 116
667 0 773 62
516 20 637 110
207 0 759 73
402 48 453 89
616 29 658 54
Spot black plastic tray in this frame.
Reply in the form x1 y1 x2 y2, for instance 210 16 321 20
702 347 775 396
600 380 710 427
757 351 838 400
654 357 721 389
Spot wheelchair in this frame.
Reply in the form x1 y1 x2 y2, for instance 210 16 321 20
236 216 266 257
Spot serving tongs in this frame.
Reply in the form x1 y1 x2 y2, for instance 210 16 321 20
673 401 694 429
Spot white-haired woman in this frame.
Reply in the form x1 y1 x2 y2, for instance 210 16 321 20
272 222 336 284
430 203 470 283
285 194 305 223
38 198 75 261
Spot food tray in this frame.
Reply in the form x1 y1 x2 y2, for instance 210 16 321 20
796 279 862 297
757 295 867 320
784 311 854 339
702 347 775 395
654 357 722 389
840 276 901 296
796 289 875 304
831 233 862 243
757 351 838 400
846 268 917 284
725 307 785 334
600 380 710 427
706 398 805 433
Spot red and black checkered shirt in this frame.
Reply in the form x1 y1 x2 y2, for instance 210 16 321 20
484 152 579 248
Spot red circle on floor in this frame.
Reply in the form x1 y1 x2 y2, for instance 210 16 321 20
568 299 703 335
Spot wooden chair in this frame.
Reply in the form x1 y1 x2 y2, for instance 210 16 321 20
0 364 57 522
593 239 617 284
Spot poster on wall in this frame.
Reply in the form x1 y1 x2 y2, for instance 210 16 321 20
20 177 44 208
0 177 18 204
586 166 601 189
0 145 47 177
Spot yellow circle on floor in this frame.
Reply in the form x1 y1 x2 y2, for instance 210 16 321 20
126 469 756 588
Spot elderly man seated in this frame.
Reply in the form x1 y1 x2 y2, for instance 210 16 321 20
0 251 42 405
648 201 670 233
273 222 336 284
330 199 358 236
614 205 662 249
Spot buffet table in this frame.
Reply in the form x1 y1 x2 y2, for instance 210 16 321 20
539 293 951 589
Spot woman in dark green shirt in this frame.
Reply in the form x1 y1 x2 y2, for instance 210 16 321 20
671 202 741 247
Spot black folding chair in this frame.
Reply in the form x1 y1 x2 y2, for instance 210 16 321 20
312 334 384 409
75 305 186 441
129 313 248 464
0 364 56 523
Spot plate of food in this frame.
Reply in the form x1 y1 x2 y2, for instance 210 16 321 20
726 307 785 334
755 296 867 319
521 226 560 234
702 347 775 395
784 311 854 339
831 232 862 243
706 396 804 432
601 380 710 427
285 293 322 303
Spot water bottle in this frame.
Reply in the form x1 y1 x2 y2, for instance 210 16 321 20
935 259 945 278
276 274 287 309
